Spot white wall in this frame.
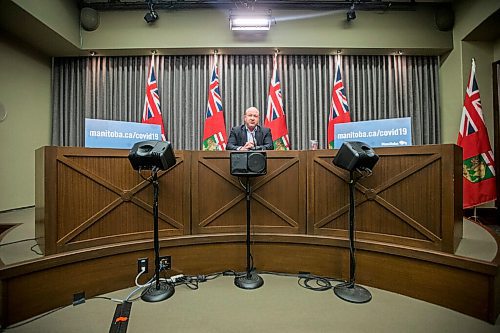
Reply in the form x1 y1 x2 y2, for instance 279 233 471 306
0 35 51 211
81 7 451 53
439 0 500 144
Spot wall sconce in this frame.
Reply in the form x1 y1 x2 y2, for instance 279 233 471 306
229 11 273 31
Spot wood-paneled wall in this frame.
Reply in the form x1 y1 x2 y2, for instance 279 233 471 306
191 150 307 234
308 144 463 252
35 147 191 254
35 145 462 255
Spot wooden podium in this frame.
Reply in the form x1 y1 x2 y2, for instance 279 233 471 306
36 145 461 255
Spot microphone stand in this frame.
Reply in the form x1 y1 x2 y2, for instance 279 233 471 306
234 176 264 290
141 167 175 302
333 169 372 303
251 131 258 150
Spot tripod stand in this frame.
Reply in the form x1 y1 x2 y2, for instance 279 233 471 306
234 177 264 290
141 167 175 302
333 169 371 303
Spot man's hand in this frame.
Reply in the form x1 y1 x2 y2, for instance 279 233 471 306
241 141 255 151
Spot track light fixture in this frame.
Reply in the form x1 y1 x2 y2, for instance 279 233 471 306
144 0 158 24
347 4 356 21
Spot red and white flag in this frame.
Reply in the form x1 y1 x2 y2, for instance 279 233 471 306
327 59 351 149
265 54 290 150
202 56 227 150
457 59 496 208
142 54 166 141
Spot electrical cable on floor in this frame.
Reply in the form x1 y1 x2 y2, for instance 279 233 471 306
92 296 124 303
204 272 223 280
135 269 154 288
258 270 299 278
173 276 199 290
257 270 346 292
125 285 149 302
93 296 112 301
0 268 349 330
221 269 246 278
298 276 332 291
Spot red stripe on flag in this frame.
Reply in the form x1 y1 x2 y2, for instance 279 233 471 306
456 60 496 208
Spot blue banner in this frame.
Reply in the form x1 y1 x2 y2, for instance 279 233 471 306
334 117 412 149
85 118 162 149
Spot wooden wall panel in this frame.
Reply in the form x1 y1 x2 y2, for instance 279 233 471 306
35 147 190 254
307 145 462 253
191 151 307 234
1 235 498 326
37 145 460 254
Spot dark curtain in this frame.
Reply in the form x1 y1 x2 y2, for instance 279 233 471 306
52 54 440 149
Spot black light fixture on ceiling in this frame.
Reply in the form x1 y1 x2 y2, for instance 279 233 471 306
347 3 356 21
144 0 158 24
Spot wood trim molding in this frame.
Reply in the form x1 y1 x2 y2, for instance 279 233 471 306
0 232 498 326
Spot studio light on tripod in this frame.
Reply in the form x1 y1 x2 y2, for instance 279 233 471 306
128 140 177 302
332 141 379 304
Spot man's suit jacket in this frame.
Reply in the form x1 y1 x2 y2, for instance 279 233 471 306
226 125 273 150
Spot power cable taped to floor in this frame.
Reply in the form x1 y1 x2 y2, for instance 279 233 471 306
109 301 132 333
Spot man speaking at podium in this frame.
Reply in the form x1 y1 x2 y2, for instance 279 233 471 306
227 106 274 151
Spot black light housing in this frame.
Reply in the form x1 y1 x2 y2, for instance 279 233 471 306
347 4 356 21
230 151 267 177
144 0 158 24
128 140 176 171
333 141 378 172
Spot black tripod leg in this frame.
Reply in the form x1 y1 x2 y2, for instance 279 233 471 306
334 170 371 303
234 177 263 290
141 168 175 302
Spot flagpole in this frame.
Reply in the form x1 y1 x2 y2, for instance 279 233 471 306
472 206 478 223
265 48 290 150
457 57 497 210
202 49 228 151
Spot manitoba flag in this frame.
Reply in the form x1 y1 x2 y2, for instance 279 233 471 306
327 59 351 149
457 59 496 208
142 54 166 141
202 57 227 151
265 54 290 150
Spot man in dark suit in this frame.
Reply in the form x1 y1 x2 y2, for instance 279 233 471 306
227 106 274 150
